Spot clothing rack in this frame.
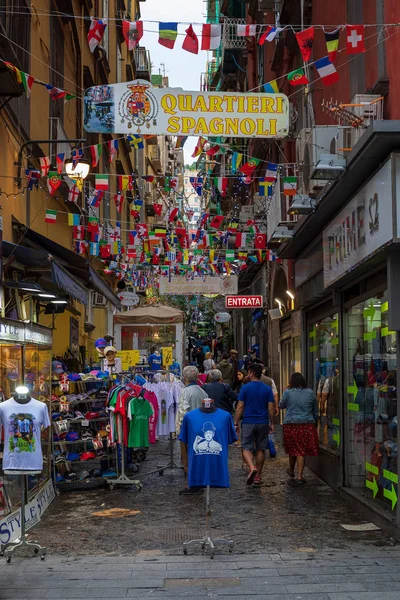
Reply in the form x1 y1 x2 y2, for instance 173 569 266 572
183 485 233 559
105 412 142 491
1 473 47 562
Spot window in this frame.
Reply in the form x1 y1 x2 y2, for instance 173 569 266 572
345 292 398 513
309 313 340 453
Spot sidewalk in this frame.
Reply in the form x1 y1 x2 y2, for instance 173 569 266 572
2 549 400 599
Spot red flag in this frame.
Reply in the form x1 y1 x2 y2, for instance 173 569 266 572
122 20 143 50
254 233 267 249
295 26 314 62
100 243 111 258
209 215 224 229
168 207 179 221
114 193 124 214
40 156 50 177
153 203 163 216
73 226 85 240
346 25 365 54
182 25 199 54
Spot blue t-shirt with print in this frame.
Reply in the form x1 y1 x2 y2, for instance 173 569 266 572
238 381 274 424
179 408 237 488
148 353 162 371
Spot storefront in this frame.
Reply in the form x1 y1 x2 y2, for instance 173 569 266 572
279 126 400 538
0 318 52 517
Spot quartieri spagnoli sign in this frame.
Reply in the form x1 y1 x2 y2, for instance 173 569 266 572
84 79 289 138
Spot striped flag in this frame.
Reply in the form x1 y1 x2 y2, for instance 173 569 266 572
259 26 283 45
283 176 297 196
201 24 221 50
45 209 57 224
108 139 118 162
122 20 143 50
95 174 108 191
90 144 102 167
158 22 178 49
192 137 206 158
266 162 278 180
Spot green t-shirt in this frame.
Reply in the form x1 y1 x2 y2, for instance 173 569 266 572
128 398 154 448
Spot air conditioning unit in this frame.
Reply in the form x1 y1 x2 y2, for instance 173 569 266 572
287 194 313 215
296 126 345 195
93 293 107 307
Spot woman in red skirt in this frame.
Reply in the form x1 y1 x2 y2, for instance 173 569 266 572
279 372 319 484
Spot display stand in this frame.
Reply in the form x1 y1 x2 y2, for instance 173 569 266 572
183 485 233 559
105 413 142 491
2 473 47 563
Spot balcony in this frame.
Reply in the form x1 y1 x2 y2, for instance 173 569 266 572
222 18 247 50
134 47 151 81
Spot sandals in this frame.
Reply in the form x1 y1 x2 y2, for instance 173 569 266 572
246 468 258 486
286 468 295 478
296 478 307 485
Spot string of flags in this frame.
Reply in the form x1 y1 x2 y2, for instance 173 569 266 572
2 59 76 101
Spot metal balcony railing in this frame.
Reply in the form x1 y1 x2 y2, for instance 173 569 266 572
222 18 247 50
134 47 151 74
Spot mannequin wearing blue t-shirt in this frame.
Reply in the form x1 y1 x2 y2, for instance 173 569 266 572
148 349 162 371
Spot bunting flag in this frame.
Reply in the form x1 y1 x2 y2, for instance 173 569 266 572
118 175 133 191
25 168 40 190
192 136 206 157
108 139 118 162
346 24 365 54
89 189 104 207
235 233 247 248
45 209 57 224
71 148 83 169
263 80 279 93
259 26 282 45
168 207 179 222
45 84 66 100
87 217 99 234
68 213 80 226
73 225 85 240
259 178 273 197
254 233 267 249
209 215 224 229
20 71 34 97
47 172 62 196
175 136 188 149
87 19 107 53
206 144 226 157
266 162 278 181
90 144 102 167
295 26 314 61
283 176 297 196
4 61 22 83
68 185 80 203
95 174 108 191
75 240 89 255
201 24 221 50
153 203 163 216
231 152 243 173
55 153 65 175
287 68 309 85
129 231 141 246
127 134 144 149
90 242 99 256
40 156 50 177
214 177 228 196
100 243 111 258
182 24 199 54
159 22 178 49
240 158 260 176
237 24 257 37
122 20 143 50
324 28 340 62
154 227 167 238
314 56 339 86
190 176 203 196
114 192 124 214
136 223 148 238
142 175 155 182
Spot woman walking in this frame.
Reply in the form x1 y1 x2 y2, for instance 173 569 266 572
279 372 318 484
203 352 215 375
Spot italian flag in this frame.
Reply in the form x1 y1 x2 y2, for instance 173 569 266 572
91 144 102 167
45 209 57 224
20 72 34 97
214 177 228 197
283 176 297 196
95 174 108 191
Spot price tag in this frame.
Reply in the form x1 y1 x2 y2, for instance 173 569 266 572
162 347 173 367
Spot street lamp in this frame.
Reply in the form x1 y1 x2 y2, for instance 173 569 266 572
65 158 91 180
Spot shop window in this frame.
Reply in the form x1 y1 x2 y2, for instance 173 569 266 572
309 314 340 454
345 292 398 513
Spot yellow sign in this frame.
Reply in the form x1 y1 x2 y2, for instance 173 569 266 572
162 347 173 367
119 350 140 370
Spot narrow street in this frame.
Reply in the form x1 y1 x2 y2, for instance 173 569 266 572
1 436 399 599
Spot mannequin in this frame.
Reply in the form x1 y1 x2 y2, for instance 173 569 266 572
103 346 122 374
148 347 162 371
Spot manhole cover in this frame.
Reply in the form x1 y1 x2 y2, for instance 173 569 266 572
165 578 240 589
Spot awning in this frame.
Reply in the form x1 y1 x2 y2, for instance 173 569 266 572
14 225 121 309
51 262 89 305
114 305 184 324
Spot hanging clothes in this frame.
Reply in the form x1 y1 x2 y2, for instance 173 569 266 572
143 390 159 444
127 397 154 448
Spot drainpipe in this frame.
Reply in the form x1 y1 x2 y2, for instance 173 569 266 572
95 46 107 84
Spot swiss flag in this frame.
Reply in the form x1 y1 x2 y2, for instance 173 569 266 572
254 233 267 249
346 25 365 54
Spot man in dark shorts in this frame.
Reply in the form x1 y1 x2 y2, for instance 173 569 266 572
234 363 275 486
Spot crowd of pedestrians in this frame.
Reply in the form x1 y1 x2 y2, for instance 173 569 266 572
179 342 319 491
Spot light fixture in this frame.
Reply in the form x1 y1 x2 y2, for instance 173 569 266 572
310 154 346 181
38 293 56 298
4 281 42 292
275 298 282 309
286 290 295 300
65 157 90 180
51 300 68 304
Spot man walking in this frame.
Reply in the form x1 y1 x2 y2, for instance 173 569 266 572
234 363 275 486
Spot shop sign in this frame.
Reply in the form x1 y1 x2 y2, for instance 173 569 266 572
0 319 25 343
119 350 140 370
84 79 289 138
323 158 393 288
214 312 231 323
162 347 173 367
118 291 140 308
159 275 238 295
0 480 54 545
225 295 263 308
24 324 52 346
212 297 226 312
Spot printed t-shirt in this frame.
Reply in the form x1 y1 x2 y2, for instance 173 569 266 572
143 390 159 444
238 381 274 424
0 397 50 472
148 353 162 371
128 398 154 448
179 408 237 488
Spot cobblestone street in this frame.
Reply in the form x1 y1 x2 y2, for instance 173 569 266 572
1 437 399 599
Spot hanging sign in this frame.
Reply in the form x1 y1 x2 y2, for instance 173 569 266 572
214 312 231 323
225 295 263 308
84 79 289 138
162 347 173 367
159 275 238 295
119 350 140 370
118 291 140 308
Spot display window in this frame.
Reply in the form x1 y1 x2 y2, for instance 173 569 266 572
345 292 398 513
0 344 23 400
309 313 340 454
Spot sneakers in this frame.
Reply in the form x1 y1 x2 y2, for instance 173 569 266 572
252 476 263 487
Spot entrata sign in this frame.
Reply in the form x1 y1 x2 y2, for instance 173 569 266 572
225 295 263 308
84 79 289 138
